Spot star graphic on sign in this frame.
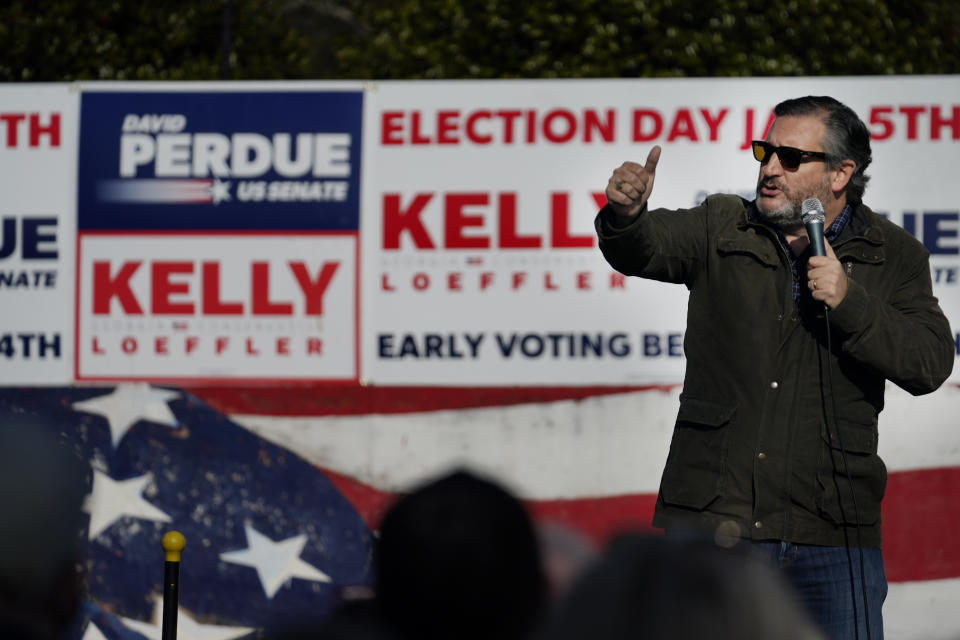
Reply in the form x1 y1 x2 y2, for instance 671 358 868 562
72 383 180 448
209 179 232 205
220 524 331 599
121 595 255 640
84 470 172 540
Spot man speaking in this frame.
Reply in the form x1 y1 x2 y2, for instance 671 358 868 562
595 96 953 639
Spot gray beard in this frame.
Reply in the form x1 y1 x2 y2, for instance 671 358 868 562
755 173 831 232
755 202 802 231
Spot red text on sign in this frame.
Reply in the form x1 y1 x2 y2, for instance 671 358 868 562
0 113 61 148
90 335 324 357
632 107 729 143
91 260 340 316
381 108 615 145
382 192 596 250
868 105 960 141
381 270 627 293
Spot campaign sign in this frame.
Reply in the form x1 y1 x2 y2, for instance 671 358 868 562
0 85 78 385
76 88 363 382
362 77 960 385
76 232 357 382
78 90 362 230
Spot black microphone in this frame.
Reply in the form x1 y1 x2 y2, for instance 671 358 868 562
801 198 826 257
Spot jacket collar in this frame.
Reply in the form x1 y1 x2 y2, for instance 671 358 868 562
836 202 885 246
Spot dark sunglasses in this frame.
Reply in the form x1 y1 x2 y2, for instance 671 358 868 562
751 140 827 170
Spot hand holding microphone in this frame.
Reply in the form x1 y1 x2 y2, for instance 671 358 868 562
803 198 848 308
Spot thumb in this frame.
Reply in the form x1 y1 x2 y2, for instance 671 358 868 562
645 145 662 173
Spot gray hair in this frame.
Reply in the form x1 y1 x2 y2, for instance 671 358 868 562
774 96 872 204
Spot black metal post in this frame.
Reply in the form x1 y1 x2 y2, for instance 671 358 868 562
161 531 186 640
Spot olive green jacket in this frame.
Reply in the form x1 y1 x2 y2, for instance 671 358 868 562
596 194 954 548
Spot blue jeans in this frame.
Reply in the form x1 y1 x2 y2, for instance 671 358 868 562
744 540 887 640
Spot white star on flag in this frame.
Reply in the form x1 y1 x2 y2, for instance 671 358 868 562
121 595 255 640
72 383 180 448
220 524 331 599
81 622 108 640
84 470 172 540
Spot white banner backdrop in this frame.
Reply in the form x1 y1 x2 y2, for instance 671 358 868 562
1 77 957 386
361 76 960 385
0 84 78 385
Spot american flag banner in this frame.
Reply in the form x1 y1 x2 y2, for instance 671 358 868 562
1 382 958 639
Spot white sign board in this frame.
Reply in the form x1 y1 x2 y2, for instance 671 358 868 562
0 85 78 384
361 77 960 384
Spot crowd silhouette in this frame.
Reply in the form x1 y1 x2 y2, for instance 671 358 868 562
266 467 825 640
0 412 90 640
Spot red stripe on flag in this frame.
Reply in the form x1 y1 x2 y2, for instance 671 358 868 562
529 469 960 583
321 467 658 540
187 385 677 416
527 494 659 542
882 465 960 582
322 467 396 531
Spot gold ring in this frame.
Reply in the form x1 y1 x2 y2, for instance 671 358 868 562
615 180 623 190
812 280 818 290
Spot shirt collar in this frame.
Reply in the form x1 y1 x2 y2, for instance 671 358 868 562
825 204 853 241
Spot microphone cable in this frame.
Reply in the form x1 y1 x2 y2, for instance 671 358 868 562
803 197 872 639
823 306 872 640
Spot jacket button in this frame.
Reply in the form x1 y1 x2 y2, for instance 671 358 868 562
754 521 763 529
758 452 767 460
769 381 779 389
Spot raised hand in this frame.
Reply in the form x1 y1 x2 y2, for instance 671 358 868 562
605 145 662 221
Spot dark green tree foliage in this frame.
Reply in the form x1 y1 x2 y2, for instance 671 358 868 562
0 0 358 81
336 0 960 78
2 0 958 81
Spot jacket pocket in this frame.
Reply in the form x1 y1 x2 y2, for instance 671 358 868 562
659 397 736 510
816 421 886 526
